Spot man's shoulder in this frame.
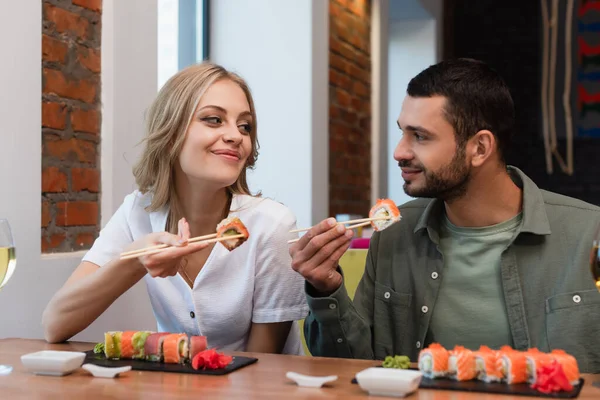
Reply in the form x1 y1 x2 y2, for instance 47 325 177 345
541 189 600 216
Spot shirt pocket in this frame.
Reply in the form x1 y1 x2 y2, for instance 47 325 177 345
373 281 412 358
545 290 600 372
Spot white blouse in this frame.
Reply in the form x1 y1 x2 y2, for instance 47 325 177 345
82 191 309 355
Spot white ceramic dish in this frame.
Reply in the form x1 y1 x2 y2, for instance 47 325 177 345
355 367 423 398
20 350 86 376
81 363 132 378
286 371 338 388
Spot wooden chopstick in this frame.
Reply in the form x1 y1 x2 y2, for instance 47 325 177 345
120 234 243 260
287 221 373 244
120 233 218 258
289 215 390 234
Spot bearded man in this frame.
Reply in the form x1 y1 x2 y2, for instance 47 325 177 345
289 58 600 373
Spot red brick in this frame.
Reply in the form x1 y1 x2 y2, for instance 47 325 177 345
42 166 68 193
336 89 352 108
74 232 96 248
42 101 67 130
42 35 68 63
72 168 100 192
330 53 349 74
72 0 102 12
329 1 341 17
42 233 66 252
42 202 51 227
43 68 97 103
70 108 99 134
330 104 342 119
44 4 89 39
56 201 98 226
353 81 369 98
44 138 96 164
77 45 101 73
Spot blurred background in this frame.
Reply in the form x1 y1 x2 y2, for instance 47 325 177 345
0 0 599 340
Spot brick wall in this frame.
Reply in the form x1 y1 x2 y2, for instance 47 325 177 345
445 0 600 206
42 0 102 253
329 0 372 217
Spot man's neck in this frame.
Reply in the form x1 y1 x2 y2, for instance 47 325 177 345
444 166 523 228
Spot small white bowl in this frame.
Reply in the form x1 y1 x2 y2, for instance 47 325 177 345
286 371 338 388
355 367 423 398
20 350 86 376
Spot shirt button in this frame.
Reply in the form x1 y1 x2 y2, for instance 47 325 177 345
421 306 429 313
416 341 421 349
431 272 438 279
329 303 337 310
384 292 391 299
190 311 195 318
572 295 581 303
337 338 343 343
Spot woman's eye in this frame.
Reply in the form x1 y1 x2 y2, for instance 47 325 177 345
201 116 222 124
240 124 252 134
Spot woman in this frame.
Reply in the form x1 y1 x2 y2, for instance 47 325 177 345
42 63 308 355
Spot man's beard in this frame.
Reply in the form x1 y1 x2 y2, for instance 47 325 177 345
400 147 470 201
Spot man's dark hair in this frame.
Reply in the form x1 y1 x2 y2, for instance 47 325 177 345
406 58 515 162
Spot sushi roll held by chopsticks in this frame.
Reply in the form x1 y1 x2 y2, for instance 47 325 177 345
216 217 250 251
369 199 402 231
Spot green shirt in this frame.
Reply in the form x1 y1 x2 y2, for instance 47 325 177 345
304 166 600 373
429 212 522 350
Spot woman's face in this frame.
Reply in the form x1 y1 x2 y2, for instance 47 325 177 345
178 79 253 188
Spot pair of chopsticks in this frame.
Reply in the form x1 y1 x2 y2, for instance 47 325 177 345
287 215 390 244
119 234 244 260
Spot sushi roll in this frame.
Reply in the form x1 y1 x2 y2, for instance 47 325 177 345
104 331 121 360
500 350 528 384
550 350 580 385
144 332 171 362
162 333 189 364
216 217 249 251
447 346 477 381
418 343 449 378
369 199 401 231
132 331 153 360
525 348 554 384
189 336 208 360
474 346 503 383
120 331 138 359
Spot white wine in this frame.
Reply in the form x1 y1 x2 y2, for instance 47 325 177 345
0 247 16 289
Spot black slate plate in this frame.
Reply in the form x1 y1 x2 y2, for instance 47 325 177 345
84 350 258 376
351 372 584 398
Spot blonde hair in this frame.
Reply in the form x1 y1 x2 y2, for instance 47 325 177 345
133 62 260 232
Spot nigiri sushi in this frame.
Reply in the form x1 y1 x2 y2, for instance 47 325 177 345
216 217 249 251
369 199 401 231
447 346 477 381
418 343 449 378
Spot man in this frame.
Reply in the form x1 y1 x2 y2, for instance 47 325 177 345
290 58 600 373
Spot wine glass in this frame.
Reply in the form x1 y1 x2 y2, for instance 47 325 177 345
590 222 600 293
0 219 16 375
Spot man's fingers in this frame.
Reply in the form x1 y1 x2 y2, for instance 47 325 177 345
300 229 352 274
295 218 338 251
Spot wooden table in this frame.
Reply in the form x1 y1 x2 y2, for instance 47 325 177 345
1 339 598 399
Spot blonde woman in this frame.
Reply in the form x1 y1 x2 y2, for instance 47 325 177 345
42 63 308 355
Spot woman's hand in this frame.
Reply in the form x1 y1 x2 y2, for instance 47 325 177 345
126 218 209 278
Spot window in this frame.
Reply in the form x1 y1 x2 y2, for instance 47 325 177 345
157 0 209 89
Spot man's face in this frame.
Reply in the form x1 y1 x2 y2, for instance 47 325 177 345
393 95 471 201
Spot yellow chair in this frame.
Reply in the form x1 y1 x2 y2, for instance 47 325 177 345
299 249 368 355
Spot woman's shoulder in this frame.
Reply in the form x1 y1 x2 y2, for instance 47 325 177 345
233 195 296 226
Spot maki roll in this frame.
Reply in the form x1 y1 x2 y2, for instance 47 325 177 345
447 346 477 381
132 331 153 360
474 346 503 383
189 336 208 360
162 333 189 364
104 331 121 360
524 348 554 384
418 343 449 378
216 217 249 251
369 199 401 231
144 332 171 362
500 350 528 384
120 331 138 359
550 350 580 385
